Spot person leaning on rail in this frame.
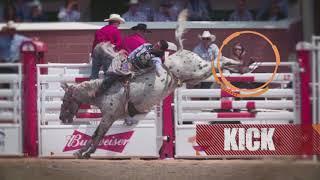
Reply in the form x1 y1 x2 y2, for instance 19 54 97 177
90 14 127 80
0 21 30 88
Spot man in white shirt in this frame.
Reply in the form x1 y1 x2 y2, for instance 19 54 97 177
192 31 219 89
193 30 219 63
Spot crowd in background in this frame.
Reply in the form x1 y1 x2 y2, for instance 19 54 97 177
0 0 81 22
0 0 290 23
0 0 293 69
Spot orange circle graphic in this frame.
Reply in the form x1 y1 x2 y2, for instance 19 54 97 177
211 31 281 97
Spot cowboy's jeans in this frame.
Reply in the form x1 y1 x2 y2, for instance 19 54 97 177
90 55 112 79
90 43 116 79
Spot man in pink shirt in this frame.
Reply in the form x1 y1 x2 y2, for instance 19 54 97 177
122 23 150 54
90 14 126 79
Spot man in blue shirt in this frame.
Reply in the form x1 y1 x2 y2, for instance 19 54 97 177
0 21 30 63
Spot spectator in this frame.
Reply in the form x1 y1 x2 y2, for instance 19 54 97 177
258 0 287 21
28 0 47 22
123 23 150 54
256 0 288 21
187 0 210 21
153 1 174 22
0 21 29 63
230 42 245 62
122 0 148 22
169 0 188 21
228 0 254 21
58 0 80 22
3 3 19 22
14 0 29 22
137 0 154 21
193 30 219 62
0 2 4 22
90 14 126 79
224 42 257 75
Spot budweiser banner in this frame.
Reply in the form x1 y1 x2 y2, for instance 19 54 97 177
196 124 320 155
63 130 134 153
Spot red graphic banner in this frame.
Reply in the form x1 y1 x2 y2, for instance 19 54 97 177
63 130 134 153
196 124 320 155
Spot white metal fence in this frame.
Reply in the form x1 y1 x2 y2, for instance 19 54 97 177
174 62 301 158
312 36 320 126
0 63 23 156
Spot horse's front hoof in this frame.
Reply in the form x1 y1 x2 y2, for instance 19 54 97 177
123 117 138 126
83 153 91 159
73 151 83 159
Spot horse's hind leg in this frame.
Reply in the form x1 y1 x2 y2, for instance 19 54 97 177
82 116 114 158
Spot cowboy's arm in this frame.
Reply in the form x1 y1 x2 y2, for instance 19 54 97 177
221 57 257 74
209 43 241 69
114 29 123 51
211 56 241 71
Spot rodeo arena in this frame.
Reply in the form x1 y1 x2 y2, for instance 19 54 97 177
0 0 320 180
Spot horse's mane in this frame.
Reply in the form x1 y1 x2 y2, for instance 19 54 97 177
72 79 103 102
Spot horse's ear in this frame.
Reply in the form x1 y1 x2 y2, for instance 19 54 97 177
61 82 69 91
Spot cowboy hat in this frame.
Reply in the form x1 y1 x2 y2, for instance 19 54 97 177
198 30 216 42
104 14 125 23
1 21 17 31
128 0 139 4
131 23 151 33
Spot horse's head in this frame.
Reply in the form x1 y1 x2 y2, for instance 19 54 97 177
165 50 212 85
59 83 80 124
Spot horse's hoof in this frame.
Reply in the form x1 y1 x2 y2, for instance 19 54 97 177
73 151 83 159
124 117 138 126
83 153 91 159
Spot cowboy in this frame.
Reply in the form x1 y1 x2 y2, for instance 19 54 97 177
98 40 169 94
90 14 127 79
122 23 151 54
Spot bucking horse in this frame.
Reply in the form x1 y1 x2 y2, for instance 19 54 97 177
59 10 243 158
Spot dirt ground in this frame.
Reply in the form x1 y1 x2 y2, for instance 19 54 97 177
0 158 320 180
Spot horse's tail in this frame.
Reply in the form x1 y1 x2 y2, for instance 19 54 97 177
175 9 188 51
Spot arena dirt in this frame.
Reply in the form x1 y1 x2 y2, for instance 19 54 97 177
0 158 320 180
